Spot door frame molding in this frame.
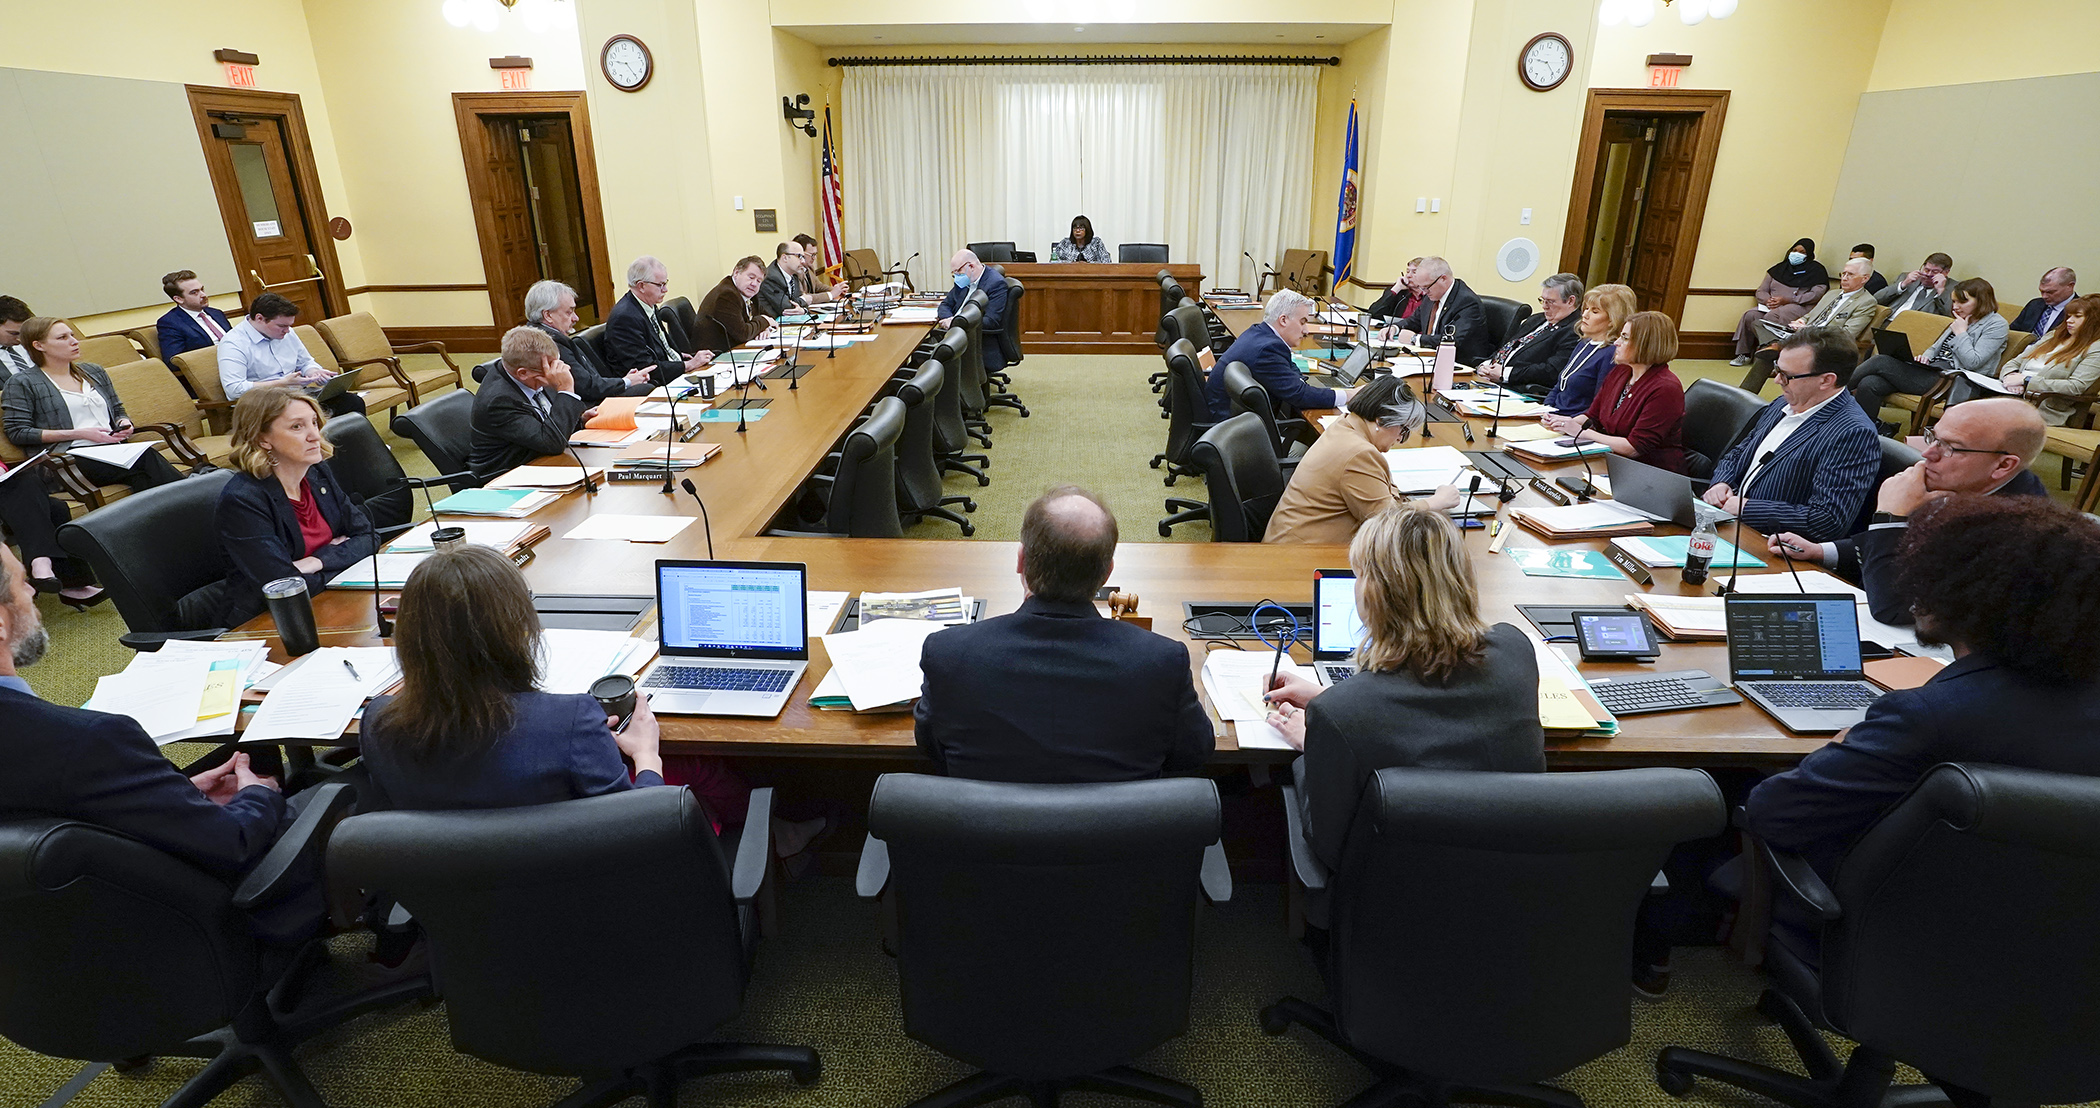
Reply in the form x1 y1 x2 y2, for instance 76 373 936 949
185 86 350 318
452 91 616 332
1559 87 1729 328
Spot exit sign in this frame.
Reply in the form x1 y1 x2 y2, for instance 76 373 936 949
225 64 257 88
500 68 532 90
1649 65 1684 87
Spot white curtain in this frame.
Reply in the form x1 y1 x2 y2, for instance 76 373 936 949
843 63 1316 292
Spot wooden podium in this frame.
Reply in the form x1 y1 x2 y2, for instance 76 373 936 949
999 262 1205 355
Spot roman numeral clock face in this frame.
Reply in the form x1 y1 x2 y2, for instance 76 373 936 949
601 35 652 92
1520 32 1573 92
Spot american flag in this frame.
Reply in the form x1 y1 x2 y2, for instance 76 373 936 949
819 105 844 275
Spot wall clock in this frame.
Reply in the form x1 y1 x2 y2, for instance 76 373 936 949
601 35 653 93
1519 32 1573 92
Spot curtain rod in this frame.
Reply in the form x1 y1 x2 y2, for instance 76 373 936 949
829 54 1339 67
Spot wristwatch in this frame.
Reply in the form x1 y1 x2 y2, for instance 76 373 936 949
1871 511 1908 525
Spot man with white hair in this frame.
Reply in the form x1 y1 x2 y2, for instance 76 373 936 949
935 248 1013 376
604 255 714 385
522 280 653 403
1385 256 1492 365
1740 257 1882 391
1204 288 1353 423
2010 267 2078 353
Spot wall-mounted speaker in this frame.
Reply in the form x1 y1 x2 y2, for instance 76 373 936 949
1496 237 1541 282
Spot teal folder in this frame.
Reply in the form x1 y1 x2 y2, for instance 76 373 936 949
431 487 536 515
1617 535 1766 570
1503 547 1628 581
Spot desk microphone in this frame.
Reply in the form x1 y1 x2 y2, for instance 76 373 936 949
1718 450 1778 596
1456 474 1484 530
1568 427 1600 501
678 478 716 559
656 376 687 495
564 445 598 496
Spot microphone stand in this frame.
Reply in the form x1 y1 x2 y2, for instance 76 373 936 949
658 376 684 495
678 478 716 559
1718 450 1778 596
565 445 598 496
1456 474 1485 530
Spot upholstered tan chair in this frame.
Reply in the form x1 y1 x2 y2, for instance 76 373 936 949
315 313 462 406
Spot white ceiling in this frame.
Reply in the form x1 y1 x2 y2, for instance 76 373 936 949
779 22 1382 48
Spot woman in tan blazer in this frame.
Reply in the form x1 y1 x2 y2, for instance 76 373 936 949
1264 377 1461 544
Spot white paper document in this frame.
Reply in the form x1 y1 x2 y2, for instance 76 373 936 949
86 655 212 743
484 464 607 489
1633 594 1730 634
819 617 951 711
562 514 696 543
67 441 157 468
327 552 432 590
1521 501 1652 531
538 629 646 694
1384 445 1473 494
243 648 399 744
386 520 535 553
806 590 850 636
1199 650 1302 750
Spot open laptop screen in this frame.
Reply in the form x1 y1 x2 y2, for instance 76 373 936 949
656 561 807 659
1312 569 1363 659
1726 595 1862 678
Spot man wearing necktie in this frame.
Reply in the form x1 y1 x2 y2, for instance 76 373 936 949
468 326 592 482
0 297 33 385
154 270 235 366
1874 252 1954 319
1741 258 1883 391
604 255 714 385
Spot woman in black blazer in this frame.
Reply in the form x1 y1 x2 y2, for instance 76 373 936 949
1 317 182 492
205 386 377 627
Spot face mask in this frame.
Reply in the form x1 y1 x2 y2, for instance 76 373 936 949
953 272 970 289
1787 252 1807 266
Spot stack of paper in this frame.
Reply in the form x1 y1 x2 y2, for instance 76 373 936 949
884 306 939 325
1528 634 1617 734
1510 502 1655 539
156 638 275 690
806 591 850 636
609 440 721 471
562 514 696 543
84 650 240 744
1627 594 1728 640
859 588 973 625
568 428 650 447
1385 445 1474 495
538 629 656 694
244 647 401 744
814 617 950 711
386 520 539 553
1494 423 1561 442
484 464 606 491
1199 649 1300 750
432 487 560 517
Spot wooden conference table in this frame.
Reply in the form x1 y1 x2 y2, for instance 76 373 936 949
236 299 1830 770
1002 262 1204 356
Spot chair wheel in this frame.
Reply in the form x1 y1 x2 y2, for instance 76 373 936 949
1159 522 1174 537
977 474 990 487
793 1059 823 1086
112 1056 155 1074
1165 473 1178 487
1655 1060 1693 1097
1017 408 1030 417
962 500 977 512
960 523 975 537
1150 456 1164 469
1258 1004 1292 1036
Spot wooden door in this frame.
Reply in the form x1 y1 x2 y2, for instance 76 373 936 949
1559 89 1728 329
1580 115 1656 290
203 116 331 319
518 117 601 326
454 92 618 338
478 116 543 328
1627 114 1699 315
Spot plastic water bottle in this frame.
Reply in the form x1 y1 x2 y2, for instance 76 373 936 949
1681 503 1722 585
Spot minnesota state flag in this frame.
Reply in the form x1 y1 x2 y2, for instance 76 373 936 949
1333 99 1361 286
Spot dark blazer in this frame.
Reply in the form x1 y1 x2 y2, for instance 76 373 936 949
468 364 587 481
360 690 664 811
1744 653 2100 881
1400 277 1493 365
1863 269 1888 295
1205 321 1340 423
1496 313 1581 394
155 305 232 366
2010 295 2070 342
1365 285 1422 323
211 463 378 628
1709 395 1881 541
695 276 770 356
603 290 687 381
913 595 1214 783
2 362 128 453
753 261 809 318
1832 469 2046 625
938 267 1012 375
1296 623 1546 871
532 321 649 404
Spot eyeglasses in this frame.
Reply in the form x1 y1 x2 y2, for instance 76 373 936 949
1771 367 1827 384
636 280 668 290
1921 426 2013 457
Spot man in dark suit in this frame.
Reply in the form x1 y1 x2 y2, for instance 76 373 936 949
1745 495 2100 884
1479 272 1582 394
1702 328 1882 542
1204 288 1352 423
1848 244 1888 295
469 326 589 481
153 269 233 366
1768 397 2047 626
1874 251 1953 318
522 279 652 403
695 257 774 355
604 255 714 384
2008 266 2077 353
936 248 1012 376
1386 256 1492 365
0 296 32 384
754 239 846 318
915 485 1213 782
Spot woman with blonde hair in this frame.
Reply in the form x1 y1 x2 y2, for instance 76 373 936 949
2 316 183 492
1540 283 1637 415
1953 293 2100 422
198 386 376 627
1262 505 1544 872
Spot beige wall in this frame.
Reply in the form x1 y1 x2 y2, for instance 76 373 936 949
1869 0 2100 92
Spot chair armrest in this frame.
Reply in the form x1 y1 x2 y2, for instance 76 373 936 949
1201 840 1233 904
337 354 400 371
233 781 356 911
133 422 208 466
856 832 890 898
1755 836 1842 921
44 455 103 503
731 786 774 902
120 629 229 652
1279 783 1329 891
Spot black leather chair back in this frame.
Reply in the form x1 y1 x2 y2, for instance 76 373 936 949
1330 767 1724 1084
1820 764 2100 1103
1680 378 1767 480
322 413 413 530
661 295 698 355
1161 340 1218 470
954 302 989 416
1119 243 1169 264
1220 359 1290 458
1156 277 1187 346
1190 413 1286 542
0 817 256 1062
328 788 747 1077
575 323 609 369
869 773 1221 1080
924 331 974 456
996 277 1025 366
1163 303 1210 354
1863 436 1925 532
815 397 905 537
390 389 480 492
893 360 947 512
1478 295 1533 346
56 469 235 634
965 241 1015 263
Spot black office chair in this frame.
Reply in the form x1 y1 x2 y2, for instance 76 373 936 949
0 784 432 1108
965 241 1016 264
1162 302 1212 357
858 774 1230 1108
1657 765 2100 1108
954 300 994 446
660 295 699 355
1153 342 1215 537
330 786 819 1108
1680 378 1767 483
1156 275 1187 345
575 323 610 370
1221 360 1310 472
1186 413 1286 541
892 360 975 536
983 279 1029 417
56 469 235 644
924 329 990 487
1120 243 1169 264
1858 436 1925 533
770 396 906 538
1478 295 1534 347
321 413 413 531
390 389 481 492
1265 766 1726 1108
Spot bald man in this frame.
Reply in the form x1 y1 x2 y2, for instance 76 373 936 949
1768 397 2047 626
914 485 1212 782
935 248 1012 375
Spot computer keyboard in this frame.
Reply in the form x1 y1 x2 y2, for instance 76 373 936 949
1591 677 1712 715
642 666 794 693
1740 682 1882 710
1320 663 1356 684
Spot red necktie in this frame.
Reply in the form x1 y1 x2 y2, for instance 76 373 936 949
200 312 224 340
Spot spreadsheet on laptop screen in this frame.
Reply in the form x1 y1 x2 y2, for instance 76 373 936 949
658 565 804 652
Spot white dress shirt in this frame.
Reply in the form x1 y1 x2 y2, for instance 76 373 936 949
188 308 227 342
0 344 32 380
218 320 324 400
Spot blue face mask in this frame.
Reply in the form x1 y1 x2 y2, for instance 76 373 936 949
1787 251 1807 266
953 272 971 289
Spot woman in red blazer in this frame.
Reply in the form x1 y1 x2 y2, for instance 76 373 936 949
1541 310 1687 474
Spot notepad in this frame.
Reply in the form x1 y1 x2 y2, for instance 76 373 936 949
432 487 556 516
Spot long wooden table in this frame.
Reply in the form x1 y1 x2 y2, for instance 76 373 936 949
1002 262 1204 355
238 301 1832 770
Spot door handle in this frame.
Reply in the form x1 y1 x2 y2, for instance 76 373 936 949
304 254 322 279
250 268 322 291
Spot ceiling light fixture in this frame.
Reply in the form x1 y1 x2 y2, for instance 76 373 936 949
1601 0 1740 28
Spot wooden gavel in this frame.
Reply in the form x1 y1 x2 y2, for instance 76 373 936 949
1103 590 1150 629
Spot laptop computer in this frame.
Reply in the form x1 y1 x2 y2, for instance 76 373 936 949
638 560 810 717
1725 594 1884 733
1308 343 1374 389
1871 327 1917 362
1604 453 1734 530
1311 568 1363 687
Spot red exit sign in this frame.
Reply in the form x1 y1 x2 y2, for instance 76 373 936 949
1649 65 1684 88
225 63 257 88
500 68 532 90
